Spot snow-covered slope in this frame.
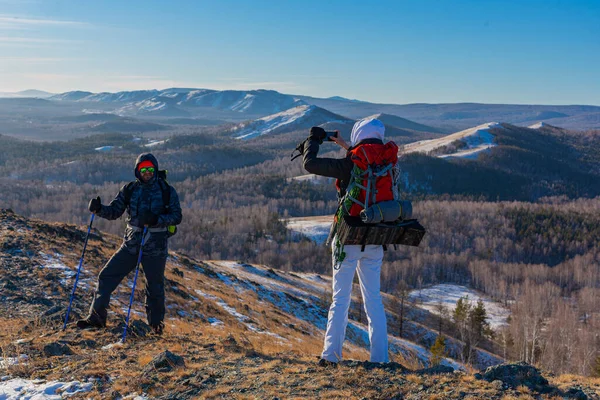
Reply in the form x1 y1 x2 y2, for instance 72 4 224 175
181 89 304 114
232 105 353 139
49 91 93 101
84 90 160 103
114 96 190 117
205 260 467 369
409 284 510 329
528 121 548 129
402 122 500 159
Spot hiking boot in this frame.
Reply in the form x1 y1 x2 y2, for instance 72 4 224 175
151 323 164 336
76 318 105 330
317 358 338 369
76 310 106 329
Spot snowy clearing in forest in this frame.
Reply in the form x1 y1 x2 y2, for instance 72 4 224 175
409 284 510 329
287 174 335 185
284 216 332 245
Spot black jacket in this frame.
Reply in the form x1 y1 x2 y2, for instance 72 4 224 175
98 153 182 257
302 138 384 199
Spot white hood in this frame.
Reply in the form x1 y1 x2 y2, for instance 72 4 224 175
350 118 385 146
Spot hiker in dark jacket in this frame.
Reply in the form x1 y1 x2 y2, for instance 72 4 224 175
303 118 389 365
77 153 182 334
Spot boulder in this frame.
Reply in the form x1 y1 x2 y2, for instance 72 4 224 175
143 350 185 374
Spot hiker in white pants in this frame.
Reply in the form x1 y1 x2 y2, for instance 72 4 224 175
321 243 388 363
301 118 392 365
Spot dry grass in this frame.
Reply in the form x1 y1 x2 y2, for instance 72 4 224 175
405 373 424 384
3 216 600 399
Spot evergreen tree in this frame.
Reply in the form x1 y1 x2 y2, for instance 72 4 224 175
430 335 447 367
470 299 491 340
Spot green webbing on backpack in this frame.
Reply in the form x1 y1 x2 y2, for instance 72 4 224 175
332 165 363 265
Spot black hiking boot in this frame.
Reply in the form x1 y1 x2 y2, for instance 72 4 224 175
151 322 164 336
76 311 106 330
76 318 105 330
317 358 338 369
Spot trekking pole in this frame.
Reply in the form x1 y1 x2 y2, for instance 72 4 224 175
121 226 148 343
63 213 95 330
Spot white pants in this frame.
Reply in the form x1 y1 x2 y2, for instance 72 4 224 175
321 242 389 363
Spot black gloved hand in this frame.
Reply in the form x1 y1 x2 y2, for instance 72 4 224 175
88 196 102 213
139 212 159 227
309 126 326 143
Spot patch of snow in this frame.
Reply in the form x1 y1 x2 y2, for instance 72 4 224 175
82 109 111 114
101 342 123 351
403 122 500 159
0 355 28 369
194 289 219 301
208 317 224 327
409 284 510 329
0 378 93 399
94 146 114 152
285 217 332 245
288 174 334 185
528 122 546 129
144 140 167 147
122 392 150 400
38 253 78 285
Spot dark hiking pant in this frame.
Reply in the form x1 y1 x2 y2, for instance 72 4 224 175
88 246 166 327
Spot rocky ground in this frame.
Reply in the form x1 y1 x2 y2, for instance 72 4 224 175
1 208 599 399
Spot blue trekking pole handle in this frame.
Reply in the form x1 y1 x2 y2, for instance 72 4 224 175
122 226 148 343
63 213 95 330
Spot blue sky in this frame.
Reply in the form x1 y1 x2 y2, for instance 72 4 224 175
1 0 599 105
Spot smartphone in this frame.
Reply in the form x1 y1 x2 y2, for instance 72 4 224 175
325 131 339 141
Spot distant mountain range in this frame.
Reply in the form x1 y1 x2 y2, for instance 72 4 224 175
2 87 600 132
0 89 55 98
51 88 306 118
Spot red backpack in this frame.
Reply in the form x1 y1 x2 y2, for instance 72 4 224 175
337 141 399 217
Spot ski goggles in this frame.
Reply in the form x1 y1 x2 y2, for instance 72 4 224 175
140 167 155 174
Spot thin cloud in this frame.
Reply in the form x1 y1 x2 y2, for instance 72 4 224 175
232 81 302 90
0 36 78 43
0 15 89 27
103 79 195 91
111 75 165 80
0 56 66 63
21 73 81 81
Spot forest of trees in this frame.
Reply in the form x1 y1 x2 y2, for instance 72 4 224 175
1 126 600 376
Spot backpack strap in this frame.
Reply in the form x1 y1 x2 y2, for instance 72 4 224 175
157 178 171 211
123 181 138 206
